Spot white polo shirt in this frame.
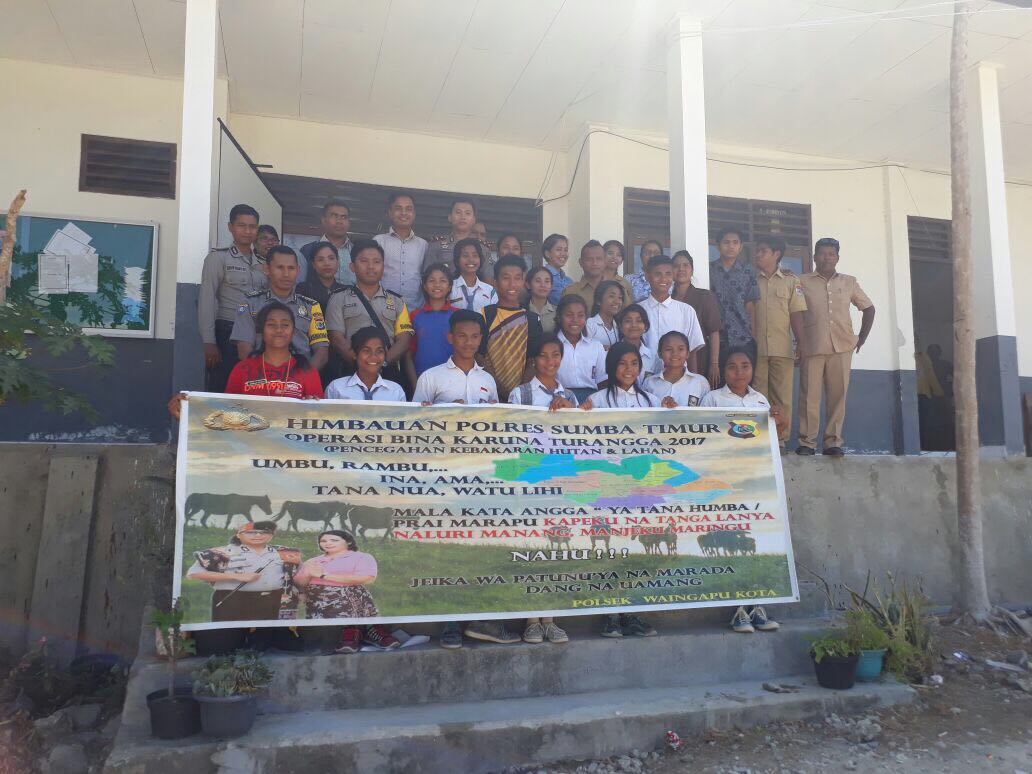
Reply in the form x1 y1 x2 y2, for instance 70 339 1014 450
700 384 771 408
584 315 619 349
636 343 658 378
640 294 705 355
450 278 496 313
587 386 660 408
644 369 710 407
325 373 407 403
413 358 499 405
556 332 607 389
507 377 579 407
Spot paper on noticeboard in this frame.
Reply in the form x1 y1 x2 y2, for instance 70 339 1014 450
38 254 69 294
37 223 99 294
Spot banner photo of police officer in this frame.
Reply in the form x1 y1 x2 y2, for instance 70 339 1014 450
174 393 799 629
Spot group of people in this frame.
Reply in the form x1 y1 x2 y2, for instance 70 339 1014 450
180 191 878 651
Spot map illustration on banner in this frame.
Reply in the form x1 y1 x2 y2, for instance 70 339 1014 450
174 394 798 630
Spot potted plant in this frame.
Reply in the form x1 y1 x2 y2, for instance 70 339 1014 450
192 650 272 738
148 601 200 739
808 630 860 690
845 608 891 682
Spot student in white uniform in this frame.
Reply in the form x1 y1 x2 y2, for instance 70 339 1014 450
412 310 499 405
325 328 407 402
615 303 657 380
507 334 579 410
449 238 496 312
584 280 625 350
555 295 607 404
639 254 704 374
644 331 710 407
700 346 787 636
582 341 677 410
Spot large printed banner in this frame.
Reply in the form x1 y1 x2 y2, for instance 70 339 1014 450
175 393 798 629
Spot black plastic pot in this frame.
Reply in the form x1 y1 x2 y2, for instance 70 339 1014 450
812 653 860 690
192 628 246 656
146 688 201 739
195 694 258 738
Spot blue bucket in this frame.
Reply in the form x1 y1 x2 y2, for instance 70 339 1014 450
856 648 887 681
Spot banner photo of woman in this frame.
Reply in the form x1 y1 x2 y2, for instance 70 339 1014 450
174 393 798 630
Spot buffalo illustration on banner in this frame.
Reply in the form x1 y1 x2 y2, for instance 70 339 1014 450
174 394 799 630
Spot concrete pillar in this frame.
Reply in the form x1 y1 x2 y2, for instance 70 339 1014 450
172 0 220 393
666 13 710 287
968 62 1023 455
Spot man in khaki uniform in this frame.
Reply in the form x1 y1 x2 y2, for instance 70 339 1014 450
797 238 875 457
561 240 634 311
753 236 806 449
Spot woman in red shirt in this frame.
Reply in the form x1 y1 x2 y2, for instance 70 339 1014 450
169 301 322 419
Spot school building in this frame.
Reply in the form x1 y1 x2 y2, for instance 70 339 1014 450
2 0 1031 455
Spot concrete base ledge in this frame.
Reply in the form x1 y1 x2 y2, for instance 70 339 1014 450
104 677 915 774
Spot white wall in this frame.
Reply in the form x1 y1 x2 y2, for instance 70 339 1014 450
213 124 282 247
1006 183 1032 378
0 58 183 340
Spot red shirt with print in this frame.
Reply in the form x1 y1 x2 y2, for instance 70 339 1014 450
225 355 324 399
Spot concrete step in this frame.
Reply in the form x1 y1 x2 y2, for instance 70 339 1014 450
104 676 914 774
133 618 831 712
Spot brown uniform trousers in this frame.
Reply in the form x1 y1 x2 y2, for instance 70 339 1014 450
755 269 806 445
797 272 873 450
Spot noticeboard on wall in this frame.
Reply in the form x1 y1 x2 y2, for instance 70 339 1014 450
3 213 158 337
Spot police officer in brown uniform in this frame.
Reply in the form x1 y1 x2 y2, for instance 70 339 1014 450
198 204 267 392
753 236 807 450
422 198 483 277
796 238 875 457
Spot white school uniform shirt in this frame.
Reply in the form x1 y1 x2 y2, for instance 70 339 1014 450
325 373 407 403
412 358 499 405
556 332 608 389
507 377 579 408
699 384 771 408
640 294 705 355
587 386 661 409
584 315 619 349
636 343 659 378
644 369 710 407
450 277 496 313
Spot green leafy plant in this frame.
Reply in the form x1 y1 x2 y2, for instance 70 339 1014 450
192 651 273 698
807 630 859 663
844 607 892 651
843 572 934 682
151 600 196 701
0 301 115 420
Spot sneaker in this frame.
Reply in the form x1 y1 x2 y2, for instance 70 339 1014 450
334 626 363 654
823 446 845 457
600 615 624 638
363 624 400 650
750 607 780 632
731 606 755 633
795 446 815 456
523 622 545 644
620 614 657 637
464 621 521 644
544 622 569 643
440 622 463 649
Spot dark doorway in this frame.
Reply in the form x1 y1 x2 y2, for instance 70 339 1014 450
908 216 955 451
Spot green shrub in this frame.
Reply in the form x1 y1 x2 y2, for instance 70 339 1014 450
808 630 859 663
193 651 273 698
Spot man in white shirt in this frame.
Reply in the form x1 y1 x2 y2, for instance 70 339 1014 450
640 255 704 373
374 191 428 310
413 310 499 405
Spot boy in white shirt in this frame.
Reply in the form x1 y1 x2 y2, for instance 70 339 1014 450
640 254 704 375
325 328 407 403
449 238 496 313
554 295 608 403
412 310 499 405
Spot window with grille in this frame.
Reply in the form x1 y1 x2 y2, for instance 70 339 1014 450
264 173 543 259
907 216 951 264
623 188 813 273
79 135 177 199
